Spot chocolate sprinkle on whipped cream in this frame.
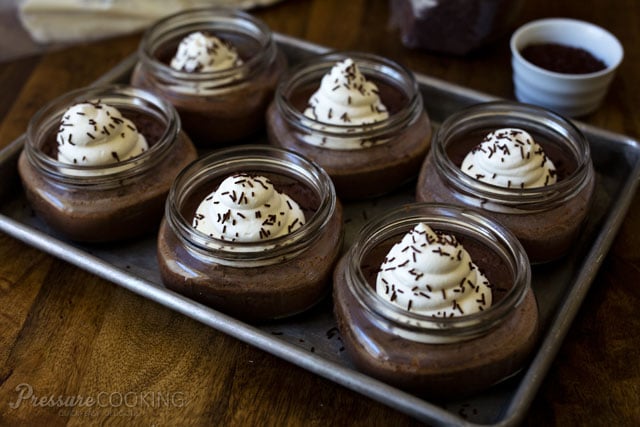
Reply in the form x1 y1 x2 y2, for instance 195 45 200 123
461 128 557 188
193 173 305 243
376 223 492 318
304 58 388 126
301 58 390 150
170 31 243 73
56 101 148 170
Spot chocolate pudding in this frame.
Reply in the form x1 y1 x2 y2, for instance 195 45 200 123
417 129 594 262
416 102 595 263
520 43 607 74
18 89 197 242
333 216 538 398
267 53 432 200
157 147 343 322
131 9 286 146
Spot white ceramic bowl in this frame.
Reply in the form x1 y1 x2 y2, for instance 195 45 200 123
510 18 623 117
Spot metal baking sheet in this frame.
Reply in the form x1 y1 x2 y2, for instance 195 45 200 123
1 33 639 426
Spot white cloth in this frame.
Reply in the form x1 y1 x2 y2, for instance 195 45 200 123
18 0 282 43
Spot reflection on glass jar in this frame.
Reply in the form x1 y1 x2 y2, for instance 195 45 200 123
266 51 432 200
158 145 344 321
18 85 197 242
416 101 595 263
333 203 538 397
131 8 286 146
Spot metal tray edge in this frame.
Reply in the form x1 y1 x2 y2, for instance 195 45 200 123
501 158 640 426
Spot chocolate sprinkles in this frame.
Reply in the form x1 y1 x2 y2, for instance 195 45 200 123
465 128 556 187
376 224 493 318
191 173 305 242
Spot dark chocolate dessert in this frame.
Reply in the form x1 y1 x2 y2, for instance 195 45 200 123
333 222 538 397
416 125 594 262
157 159 344 322
131 9 286 146
18 95 197 242
267 55 432 200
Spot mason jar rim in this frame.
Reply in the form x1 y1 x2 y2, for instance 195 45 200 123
25 84 180 187
165 145 337 266
137 7 277 84
432 101 593 209
345 203 531 342
274 51 423 139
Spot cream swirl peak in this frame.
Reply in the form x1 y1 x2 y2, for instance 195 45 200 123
170 31 243 73
376 223 492 318
56 101 148 167
461 128 557 188
193 173 305 243
301 58 390 150
304 58 389 126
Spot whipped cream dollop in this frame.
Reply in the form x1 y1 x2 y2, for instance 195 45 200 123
193 173 305 243
376 223 492 318
56 101 148 168
461 128 557 189
302 58 389 150
170 31 243 73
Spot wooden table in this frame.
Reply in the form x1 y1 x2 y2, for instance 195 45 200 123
1 0 639 425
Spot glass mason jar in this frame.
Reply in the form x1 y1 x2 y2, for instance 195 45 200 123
333 203 538 398
131 7 287 146
157 145 344 322
18 85 197 242
416 101 595 263
266 51 432 200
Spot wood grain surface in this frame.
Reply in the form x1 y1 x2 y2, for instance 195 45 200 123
1 0 639 425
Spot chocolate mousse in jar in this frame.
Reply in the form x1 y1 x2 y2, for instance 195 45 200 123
18 85 197 242
333 203 538 398
266 52 432 200
158 145 343 321
131 8 286 146
416 101 595 263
